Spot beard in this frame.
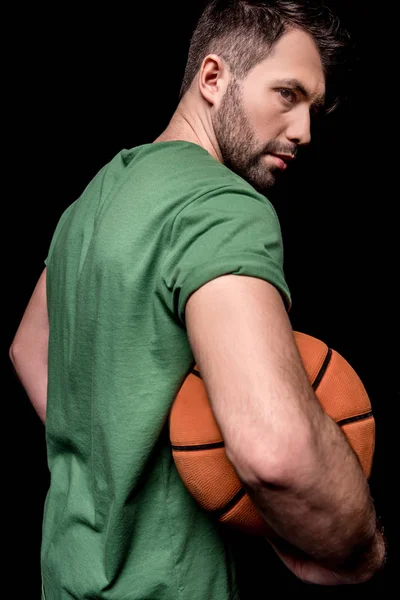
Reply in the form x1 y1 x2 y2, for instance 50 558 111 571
212 79 294 193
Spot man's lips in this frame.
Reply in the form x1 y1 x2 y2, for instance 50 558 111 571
267 153 295 170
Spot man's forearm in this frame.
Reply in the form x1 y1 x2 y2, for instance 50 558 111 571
245 409 382 574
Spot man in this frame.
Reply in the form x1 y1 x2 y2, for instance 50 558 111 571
10 1 386 598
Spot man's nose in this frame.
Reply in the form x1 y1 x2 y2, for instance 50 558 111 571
286 108 311 147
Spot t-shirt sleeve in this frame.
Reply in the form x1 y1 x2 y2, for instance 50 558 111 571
159 185 291 328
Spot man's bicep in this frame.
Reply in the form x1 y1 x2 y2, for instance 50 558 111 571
185 274 314 484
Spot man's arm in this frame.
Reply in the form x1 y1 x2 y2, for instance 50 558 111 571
185 274 384 583
9 268 48 424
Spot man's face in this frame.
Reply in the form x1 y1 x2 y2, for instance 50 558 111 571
212 28 326 192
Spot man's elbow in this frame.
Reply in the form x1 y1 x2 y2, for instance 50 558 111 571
9 341 28 379
9 339 33 375
9 340 19 369
225 426 314 491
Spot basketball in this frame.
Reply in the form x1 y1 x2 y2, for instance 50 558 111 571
169 330 375 536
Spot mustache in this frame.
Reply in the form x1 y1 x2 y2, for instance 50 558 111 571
262 141 298 158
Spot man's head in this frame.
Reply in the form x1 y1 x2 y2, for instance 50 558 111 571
179 0 349 192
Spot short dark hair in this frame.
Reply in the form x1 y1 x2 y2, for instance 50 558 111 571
179 0 350 112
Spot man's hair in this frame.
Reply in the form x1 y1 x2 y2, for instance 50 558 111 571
179 0 350 112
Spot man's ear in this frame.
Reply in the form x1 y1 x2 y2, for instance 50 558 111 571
197 54 230 106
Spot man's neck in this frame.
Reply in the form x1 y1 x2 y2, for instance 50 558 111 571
153 108 222 164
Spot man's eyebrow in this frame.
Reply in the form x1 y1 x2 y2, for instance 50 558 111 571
272 78 325 108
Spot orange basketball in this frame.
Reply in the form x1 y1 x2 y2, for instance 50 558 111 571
169 330 375 536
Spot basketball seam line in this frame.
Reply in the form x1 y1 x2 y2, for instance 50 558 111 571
312 347 332 391
337 411 373 426
212 487 247 519
171 441 224 451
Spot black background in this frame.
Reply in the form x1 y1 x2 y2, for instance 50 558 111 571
7 1 393 596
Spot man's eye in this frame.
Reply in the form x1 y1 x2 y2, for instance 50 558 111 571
278 89 296 103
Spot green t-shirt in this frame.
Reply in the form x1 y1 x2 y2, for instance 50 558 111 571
41 141 291 599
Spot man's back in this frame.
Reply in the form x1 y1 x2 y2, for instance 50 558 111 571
41 140 290 599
